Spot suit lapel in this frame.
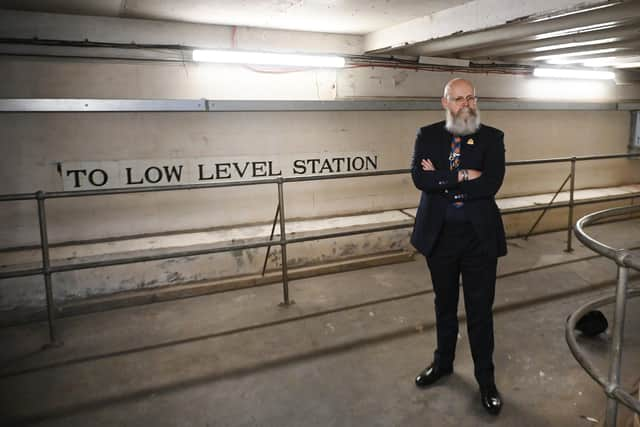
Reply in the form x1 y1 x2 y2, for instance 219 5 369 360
441 123 452 170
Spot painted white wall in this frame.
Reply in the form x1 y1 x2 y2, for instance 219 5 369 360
1 11 639 313
0 24 639 249
3 57 640 101
337 66 640 101
1 106 637 247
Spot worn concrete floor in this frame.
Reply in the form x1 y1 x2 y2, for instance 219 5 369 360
1 219 639 427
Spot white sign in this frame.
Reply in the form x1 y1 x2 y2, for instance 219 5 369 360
60 153 379 191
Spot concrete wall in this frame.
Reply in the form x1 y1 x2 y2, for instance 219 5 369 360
1 10 640 313
3 56 640 101
1 106 637 248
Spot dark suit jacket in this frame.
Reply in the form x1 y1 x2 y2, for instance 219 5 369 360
410 120 507 258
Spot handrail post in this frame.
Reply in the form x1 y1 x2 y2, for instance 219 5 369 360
565 157 577 252
276 179 292 306
604 265 629 426
261 203 280 276
523 173 571 240
36 191 62 348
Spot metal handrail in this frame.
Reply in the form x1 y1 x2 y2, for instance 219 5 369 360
0 152 639 346
568 205 640 427
1 152 638 203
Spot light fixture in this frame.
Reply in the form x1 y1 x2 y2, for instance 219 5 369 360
582 57 622 67
192 49 345 68
530 3 621 23
533 68 616 80
531 38 619 53
546 58 586 65
532 48 620 62
534 22 620 40
614 61 640 69
548 55 640 68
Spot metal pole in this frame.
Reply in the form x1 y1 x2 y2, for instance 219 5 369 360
523 173 571 240
604 265 629 427
36 191 61 347
276 179 291 305
566 157 576 252
261 203 280 276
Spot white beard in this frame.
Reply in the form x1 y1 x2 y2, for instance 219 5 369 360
445 107 481 135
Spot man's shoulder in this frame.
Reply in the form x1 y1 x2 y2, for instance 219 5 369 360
418 121 446 136
479 123 504 139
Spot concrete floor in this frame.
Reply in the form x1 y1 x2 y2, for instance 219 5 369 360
1 219 639 427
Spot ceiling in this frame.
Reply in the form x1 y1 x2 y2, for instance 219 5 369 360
0 0 639 74
387 1 640 75
0 0 471 34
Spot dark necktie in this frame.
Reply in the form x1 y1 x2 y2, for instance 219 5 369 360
449 136 463 207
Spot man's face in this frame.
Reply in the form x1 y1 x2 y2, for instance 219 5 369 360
442 80 480 135
441 81 477 117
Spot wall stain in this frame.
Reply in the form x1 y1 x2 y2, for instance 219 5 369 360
392 71 409 87
166 272 185 283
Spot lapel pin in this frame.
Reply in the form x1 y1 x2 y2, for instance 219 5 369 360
467 138 474 145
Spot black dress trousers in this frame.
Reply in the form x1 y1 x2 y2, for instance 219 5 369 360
426 220 497 388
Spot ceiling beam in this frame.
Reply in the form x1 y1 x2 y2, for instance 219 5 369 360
0 9 364 56
370 1 640 57
500 39 640 62
457 25 640 59
364 0 616 53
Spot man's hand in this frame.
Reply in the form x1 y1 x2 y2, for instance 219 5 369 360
458 169 483 182
421 159 435 171
467 169 482 180
421 159 482 182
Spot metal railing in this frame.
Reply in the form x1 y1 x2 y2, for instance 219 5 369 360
568 205 640 427
0 152 639 347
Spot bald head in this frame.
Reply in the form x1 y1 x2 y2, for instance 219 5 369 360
443 78 475 99
442 78 480 135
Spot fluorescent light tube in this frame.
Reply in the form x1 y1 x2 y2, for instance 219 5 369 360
192 49 345 68
533 68 616 80
532 48 619 62
531 38 619 53
582 57 620 67
530 3 621 23
534 22 619 40
615 62 640 69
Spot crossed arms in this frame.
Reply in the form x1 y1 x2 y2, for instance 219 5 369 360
410 131 506 202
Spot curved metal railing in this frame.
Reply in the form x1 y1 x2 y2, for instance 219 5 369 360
568 205 640 427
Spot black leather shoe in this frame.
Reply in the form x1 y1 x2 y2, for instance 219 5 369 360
480 384 502 415
414 363 453 388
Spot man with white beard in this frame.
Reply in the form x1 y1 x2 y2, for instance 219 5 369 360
410 78 507 415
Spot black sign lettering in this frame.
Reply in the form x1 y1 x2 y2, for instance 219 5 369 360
308 158 321 174
292 159 306 175
233 162 250 178
268 161 282 176
126 167 144 184
163 165 183 182
144 166 163 184
66 169 87 188
215 163 232 179
252 161 268 177
365 155 378 170
319 159 334 174
351 156 365 171
198 164 214 181
88 169 108 186
62 153 378 191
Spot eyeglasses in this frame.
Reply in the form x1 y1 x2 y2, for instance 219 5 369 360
448 95 478 106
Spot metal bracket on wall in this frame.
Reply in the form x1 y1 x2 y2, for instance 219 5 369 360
0 98 638 112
